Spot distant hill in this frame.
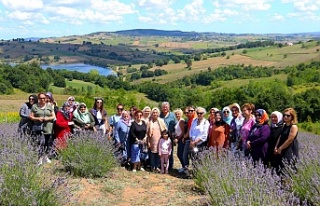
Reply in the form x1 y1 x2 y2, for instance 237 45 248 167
113 29 201 37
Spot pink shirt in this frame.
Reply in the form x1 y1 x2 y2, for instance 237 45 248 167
240 117 255 143
158 138 172 155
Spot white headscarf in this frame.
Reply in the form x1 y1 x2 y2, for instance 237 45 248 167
271 111 283 128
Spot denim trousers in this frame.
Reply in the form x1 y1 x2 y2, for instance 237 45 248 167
177 139 185 168
183 140 191 168
149 151 160 169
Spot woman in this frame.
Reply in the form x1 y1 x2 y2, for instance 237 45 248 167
274 108 299 175
18 94 38 135
73 103 96 131
207 108 219 139
246 109 271 164
54 102 75 150
222 106 232 125
29 92 56 165
129 110 147 172
239 103 255 153
173 108 185 173
142 106 151 125
266 111 283 168
229 103 244 154
208 111 230 155
147 107 167 172
89 98 109 136
45 92 59 114
114 110 131 164
67 96 76 113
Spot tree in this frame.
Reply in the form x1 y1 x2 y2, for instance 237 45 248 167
186 59 192 68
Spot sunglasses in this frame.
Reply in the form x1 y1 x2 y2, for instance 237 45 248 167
69 99 75 102
29 98 34 100
117 108 124 110
283 114 291 118
223 111 230 113
80 106 86 109
197 112 204 115
188 110 195 113
255 113 261 117
39 97 46 100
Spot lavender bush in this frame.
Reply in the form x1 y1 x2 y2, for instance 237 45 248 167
58 131 117 178
0 124 63 205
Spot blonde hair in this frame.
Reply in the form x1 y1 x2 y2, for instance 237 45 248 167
173 108 183 116
283 107 298 125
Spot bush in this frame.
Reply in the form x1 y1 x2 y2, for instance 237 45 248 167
58 132 117 178
193 149 297 205
0 124 62 205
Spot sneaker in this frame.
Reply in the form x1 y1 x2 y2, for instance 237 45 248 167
44 156 52 164
178 167 185 173
37 157 43 166
140 167 145 171
132 169 137 172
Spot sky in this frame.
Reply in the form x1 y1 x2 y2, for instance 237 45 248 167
0 0 319 39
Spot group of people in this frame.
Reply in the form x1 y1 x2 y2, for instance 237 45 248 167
18 93 299 176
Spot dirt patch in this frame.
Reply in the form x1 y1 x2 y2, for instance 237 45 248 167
159 42 192 49
133 41 140 46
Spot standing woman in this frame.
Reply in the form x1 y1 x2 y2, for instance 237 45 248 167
73 103 96 131
229 103 244 154
208 111 230 156
54 102 75 150
89 98 109 136
274 108 299 175
173 108 185 172
147 107 167 172
266 111 283 168
129 110 147 172
246 109 271 164
222 106 232 125
29 92 56 165
18 94 38 135
142 106 151 125
239 103 255 153
114 110 131 163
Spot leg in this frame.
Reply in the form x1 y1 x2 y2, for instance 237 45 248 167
164 154 169 174
183 140 190 169
169 145 174 170
177 139 185 168
160 155 165 173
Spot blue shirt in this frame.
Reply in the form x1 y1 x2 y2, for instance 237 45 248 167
160 112 177 133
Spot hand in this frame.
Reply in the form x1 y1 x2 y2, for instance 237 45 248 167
68 121 74 125
274 147 282 155
190 141 196 148
174 138 178 143
246 141 251 149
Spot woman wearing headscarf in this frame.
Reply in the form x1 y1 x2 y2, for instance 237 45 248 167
208 111 230 156
114 110 131 164
246 109 271 164
54 102 75 150
67 96 76 113
229 103 244 154
18 94 38 135
266 111 283 168
73 103 96 131
222 106 232 125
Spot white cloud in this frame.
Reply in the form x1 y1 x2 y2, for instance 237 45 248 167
294 1 319 11
0 0 44 11
137 0 173 10
270 13 285 21
91 0 135 15
214 0 271 11
177 0 206 22
138 15 153 23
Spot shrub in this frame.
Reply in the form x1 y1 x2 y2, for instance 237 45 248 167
0 124 63 205
58 131 117 178
193 149 297 205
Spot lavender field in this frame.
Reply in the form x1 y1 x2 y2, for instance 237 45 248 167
1 122 319 205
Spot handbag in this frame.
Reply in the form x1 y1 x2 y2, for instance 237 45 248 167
32 124 43 133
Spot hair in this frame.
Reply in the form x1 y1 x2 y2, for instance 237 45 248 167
241 103 255 112
134 109 143 116
173 108 183 116
151 107 160 114
121 110 130 116
38 92 46 99
93 98 104 111
195 107 207 115
130 105 137 111
283 107 298 125
161 130 169 137
161 101 170 109
117 103 124 108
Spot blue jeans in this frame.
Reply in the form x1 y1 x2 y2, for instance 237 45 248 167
149 151 160 169
177 139 185 168
169 145 174 170
183 140 190 168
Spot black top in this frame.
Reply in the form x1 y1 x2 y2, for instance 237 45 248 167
129 121 147 145
267 123 283 154
278 124 299 160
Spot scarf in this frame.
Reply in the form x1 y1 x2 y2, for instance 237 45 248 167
222 106 232 125
256 109 269 125
271 111 283 128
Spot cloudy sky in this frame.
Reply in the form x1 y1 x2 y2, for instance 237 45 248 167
0 0 319 39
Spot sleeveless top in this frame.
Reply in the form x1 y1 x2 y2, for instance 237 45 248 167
174 119 184 137
278 124 299 160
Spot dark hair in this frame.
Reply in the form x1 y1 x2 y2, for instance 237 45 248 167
134 110 143 116
93 98 104 111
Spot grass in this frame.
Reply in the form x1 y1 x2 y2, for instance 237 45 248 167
49 79 103 94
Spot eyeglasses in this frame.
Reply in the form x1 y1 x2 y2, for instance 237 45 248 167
223 111 229 113
197 112 204 115
80 106 86 109
137 114 142 117
39 97 46 100
231 109 238 113
283 114 291 118
117 108 124 111
69 99 75 102
29 98 34 100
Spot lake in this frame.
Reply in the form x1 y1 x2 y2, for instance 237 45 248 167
41 63 115 76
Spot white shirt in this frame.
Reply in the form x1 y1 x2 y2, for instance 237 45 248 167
189 118 209 145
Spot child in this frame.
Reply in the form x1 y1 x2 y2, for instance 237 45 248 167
158 131 172 174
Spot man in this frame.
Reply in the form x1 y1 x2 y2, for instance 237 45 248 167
159 101 177 171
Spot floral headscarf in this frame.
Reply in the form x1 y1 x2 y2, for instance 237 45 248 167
255 109 269 125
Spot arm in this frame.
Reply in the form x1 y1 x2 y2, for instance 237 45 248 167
19 104 28 118
158 139 162 156
178 120 185 139
250 125 271 146
114 122 120 143
276 125 298 154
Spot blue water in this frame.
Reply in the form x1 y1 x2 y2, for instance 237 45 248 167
41 63 115 76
